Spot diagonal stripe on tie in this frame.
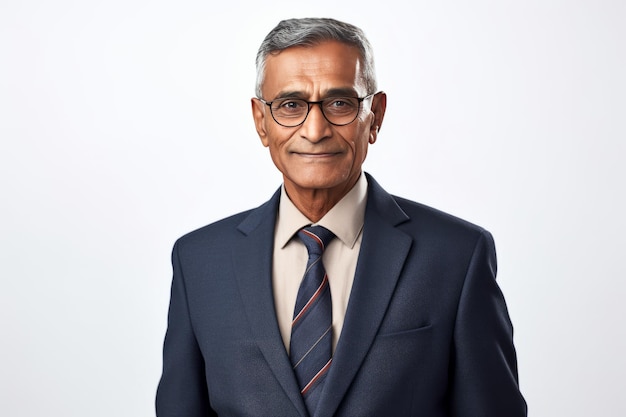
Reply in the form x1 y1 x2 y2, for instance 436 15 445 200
290 225 335 415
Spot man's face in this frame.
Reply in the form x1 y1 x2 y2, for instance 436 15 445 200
252 40 386 199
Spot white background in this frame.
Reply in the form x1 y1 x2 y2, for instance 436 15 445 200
1 1 624 416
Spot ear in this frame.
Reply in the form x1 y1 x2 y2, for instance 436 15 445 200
368 91 387 144
251 98 270 147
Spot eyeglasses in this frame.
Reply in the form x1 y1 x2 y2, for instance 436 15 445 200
258 93 375 127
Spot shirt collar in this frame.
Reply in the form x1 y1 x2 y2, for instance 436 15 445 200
275 173 368 249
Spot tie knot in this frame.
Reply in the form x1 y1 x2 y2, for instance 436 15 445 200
297 225 335 256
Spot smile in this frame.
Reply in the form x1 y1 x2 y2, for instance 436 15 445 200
292 152 341 158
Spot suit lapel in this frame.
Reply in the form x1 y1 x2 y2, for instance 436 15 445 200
231 176 412 417
316 175 413 417
233 190 308 417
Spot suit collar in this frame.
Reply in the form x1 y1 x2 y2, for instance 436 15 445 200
236 188 281 237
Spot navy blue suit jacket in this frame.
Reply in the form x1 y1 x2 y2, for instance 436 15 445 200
156 174 527 416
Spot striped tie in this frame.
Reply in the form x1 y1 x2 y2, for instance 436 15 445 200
290 225 335 415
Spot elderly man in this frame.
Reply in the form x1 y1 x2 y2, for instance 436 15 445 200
156 17 527 417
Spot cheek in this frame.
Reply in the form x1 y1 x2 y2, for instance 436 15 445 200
357 141 369 163
352 127 372 156
266 133 293 167
265 126 290 150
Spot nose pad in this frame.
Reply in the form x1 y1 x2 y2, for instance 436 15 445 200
300 103 332 142
306 102 328 123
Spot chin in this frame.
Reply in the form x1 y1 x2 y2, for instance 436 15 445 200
294 180 337 190
294 174 350 191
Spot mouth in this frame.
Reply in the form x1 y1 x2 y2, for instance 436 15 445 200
292 151 341 158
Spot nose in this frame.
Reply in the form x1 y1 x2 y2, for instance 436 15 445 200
299 102 332 143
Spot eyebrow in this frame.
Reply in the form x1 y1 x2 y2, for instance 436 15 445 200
272 87 361 101
324 87 360 97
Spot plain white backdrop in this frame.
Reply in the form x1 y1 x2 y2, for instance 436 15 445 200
1 1 624 416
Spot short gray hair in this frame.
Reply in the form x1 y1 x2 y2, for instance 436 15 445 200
255 18 378 98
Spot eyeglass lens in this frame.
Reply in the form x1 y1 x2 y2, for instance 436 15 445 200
270 97 361 127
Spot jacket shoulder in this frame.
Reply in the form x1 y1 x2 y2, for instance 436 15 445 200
364 173 488 241
392 195 490 242
177 210 250 244
174 187 280 252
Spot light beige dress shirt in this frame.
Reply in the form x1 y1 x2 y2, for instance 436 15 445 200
272 174 368 353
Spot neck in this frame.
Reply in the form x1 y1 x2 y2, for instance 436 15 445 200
284 177 359 223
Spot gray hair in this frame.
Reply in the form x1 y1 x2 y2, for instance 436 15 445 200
255 18 378 98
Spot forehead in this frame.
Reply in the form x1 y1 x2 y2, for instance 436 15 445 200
262 40 366 98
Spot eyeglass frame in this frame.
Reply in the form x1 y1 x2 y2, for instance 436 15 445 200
257 93 377 127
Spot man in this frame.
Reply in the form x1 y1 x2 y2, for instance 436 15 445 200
156 17 527 417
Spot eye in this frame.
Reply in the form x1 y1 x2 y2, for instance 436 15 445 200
324 97 358 114
274 99 307 113
329 98 350 108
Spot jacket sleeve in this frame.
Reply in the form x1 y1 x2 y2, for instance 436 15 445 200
449 230 527 416
156 241 216 417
